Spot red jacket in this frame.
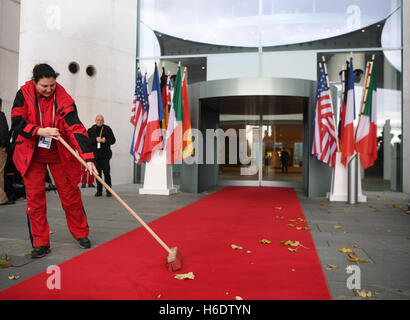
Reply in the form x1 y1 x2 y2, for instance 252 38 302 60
11 80 95 182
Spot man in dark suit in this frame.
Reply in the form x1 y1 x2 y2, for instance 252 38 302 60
280 148 290 174
88 115 116 197
0 97 15 205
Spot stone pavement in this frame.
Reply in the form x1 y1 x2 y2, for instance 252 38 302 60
0 184 409 300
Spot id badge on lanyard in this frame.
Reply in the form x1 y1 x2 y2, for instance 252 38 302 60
97 126 104 149
37 94 56 149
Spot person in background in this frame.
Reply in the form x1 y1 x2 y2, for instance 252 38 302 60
280 148 290 174
11 63 98 258
88 115 116 197
0 97 15 205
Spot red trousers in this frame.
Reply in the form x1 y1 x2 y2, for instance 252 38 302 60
25 161 89 247
81 165 94 185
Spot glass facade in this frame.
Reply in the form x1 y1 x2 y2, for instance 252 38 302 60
137 0 403 192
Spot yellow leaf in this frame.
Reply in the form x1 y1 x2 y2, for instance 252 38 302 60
326 264 338 270
348 253 359 262
333 225 343 229
303 227 312 231
297 218 305 222
288 219 296 222
290 241 300 247
339 248 352 253
246 250 252 254
231 244 243 250
350 243 359 248
393 204 402 209
274 207 282 210
376 228 383 232
157 294 162 299
174 272 195 280
296 227 302 230
260 239 271 244
288 224 294 227
288 248 297 252
358 259 369 263
235 296 244 300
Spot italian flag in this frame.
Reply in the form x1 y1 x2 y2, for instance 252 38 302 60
355 61 378 169
182 69 193 159
165 66 183 164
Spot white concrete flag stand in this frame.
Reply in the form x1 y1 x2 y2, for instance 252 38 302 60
327 152 367 202
139 149 178 195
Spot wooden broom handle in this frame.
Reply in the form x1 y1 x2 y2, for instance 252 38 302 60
56 136 172 254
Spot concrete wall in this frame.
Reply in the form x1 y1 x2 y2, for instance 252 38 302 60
0 0 20 122
403 0 410 193
18 0 137 185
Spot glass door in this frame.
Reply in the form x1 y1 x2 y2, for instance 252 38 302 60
261 97 304 187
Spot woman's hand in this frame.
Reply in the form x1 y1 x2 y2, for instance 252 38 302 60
37 127 60 138
86 161 99 177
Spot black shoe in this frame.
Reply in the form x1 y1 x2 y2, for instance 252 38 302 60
31 246 51 259
81 184 86 188
106 192 112 197
77 237 91 249
88 184 95 188
94 192 102 197
0 200 15 205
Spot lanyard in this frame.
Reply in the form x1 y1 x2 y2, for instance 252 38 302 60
99 125 104 138
36 94 56 128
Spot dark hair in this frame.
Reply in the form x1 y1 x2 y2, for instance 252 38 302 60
32 64 60 83
0 97 2 106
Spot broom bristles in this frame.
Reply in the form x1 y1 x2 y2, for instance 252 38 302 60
167 246 183 272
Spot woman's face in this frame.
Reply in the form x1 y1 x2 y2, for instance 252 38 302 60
34 77 56 98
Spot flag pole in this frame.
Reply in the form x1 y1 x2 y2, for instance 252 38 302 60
321 56 340 152
338 64 346 151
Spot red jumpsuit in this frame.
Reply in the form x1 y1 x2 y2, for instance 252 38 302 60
11 80 95 247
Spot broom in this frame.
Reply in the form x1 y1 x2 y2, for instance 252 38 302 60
56 136 183 271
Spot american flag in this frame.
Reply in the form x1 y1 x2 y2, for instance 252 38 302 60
130 70 149 164
312 62 338 168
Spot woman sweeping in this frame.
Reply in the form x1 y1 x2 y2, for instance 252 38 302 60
11 63 98 258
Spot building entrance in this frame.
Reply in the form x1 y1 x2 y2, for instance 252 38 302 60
210 95 307 188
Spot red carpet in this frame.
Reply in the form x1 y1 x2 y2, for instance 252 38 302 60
0 187 331 300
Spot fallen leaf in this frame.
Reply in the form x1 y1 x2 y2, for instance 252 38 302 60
355 289 372 298
376 228 383 232
288 224 295 227
231 244 243 250
174 272 195 280
0 260 11 269
326 264 338 270
246 250 252 254
344 211 351 214
157 294 162 299
350 243 359 248
339 248 353 253
348 253 359 262
291 269 296 272
8 275 20 280
320 202 325 206
288 219 297 222
235 296 244 300
358 259 369 263
288 248 297 252
393 204 402 209
297 218 305 222
260 239 271 244
333 225 343 229
372 208 380 212
274 207 282 210
303 227 312 231
296 227 302 230
396 288 403 293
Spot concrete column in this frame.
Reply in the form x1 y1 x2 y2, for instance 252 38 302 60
0 0 20 122
403 0 410 193
18 0 137 185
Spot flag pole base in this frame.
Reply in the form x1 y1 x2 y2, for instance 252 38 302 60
138 149 178 196
327 152 367 203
